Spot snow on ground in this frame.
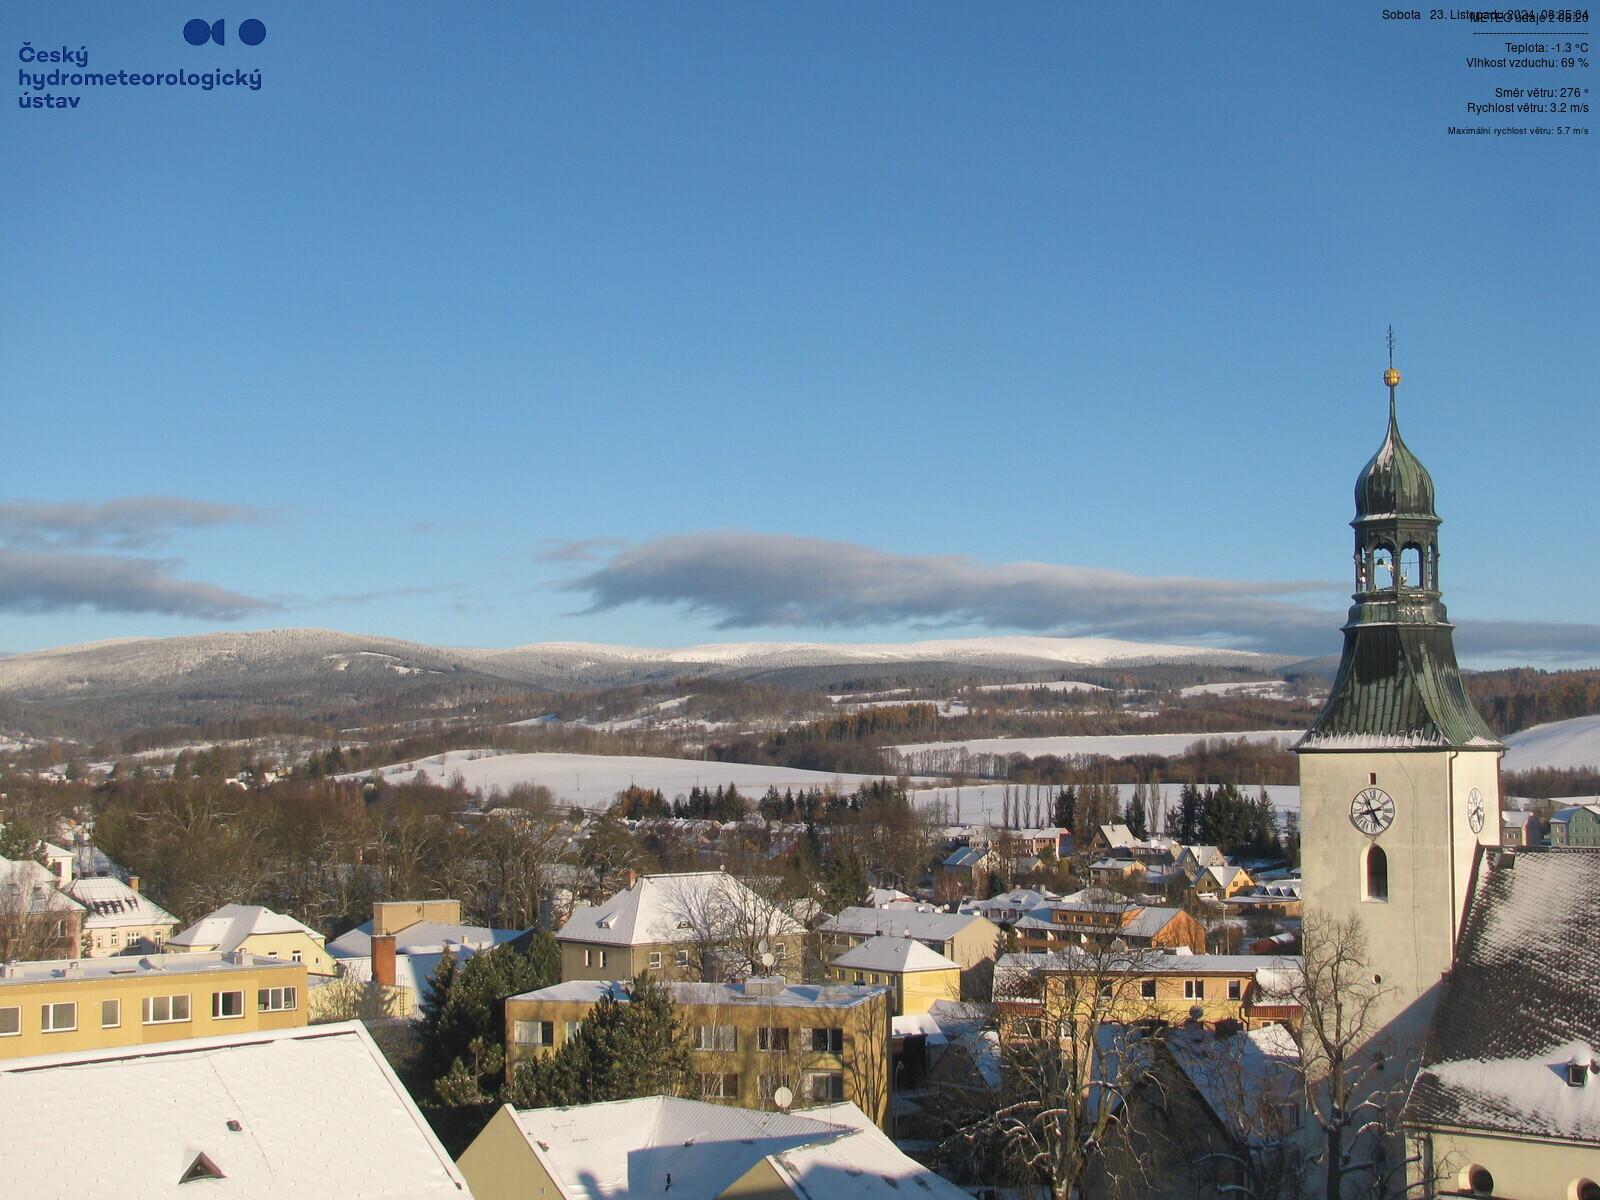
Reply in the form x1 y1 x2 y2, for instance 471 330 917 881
910 782 1300 826
1179 680 1297 700
1502 714 1600 773
893 730 1302 760
342 750 904 808
973 680 1108 695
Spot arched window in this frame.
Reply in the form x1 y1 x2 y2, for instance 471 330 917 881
1399 545 1422 588
1372 546 1395 589
1365 845 1388 902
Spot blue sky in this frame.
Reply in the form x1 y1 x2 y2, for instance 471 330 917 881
4 3 1596 664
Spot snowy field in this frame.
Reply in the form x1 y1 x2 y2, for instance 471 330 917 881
911 782 1300 827
893 730 1302 759
1179 680 1299 700
342 750 904 808
1503 715 1600 773
973 680 1108 695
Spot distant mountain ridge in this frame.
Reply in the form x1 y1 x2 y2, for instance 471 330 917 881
0 628 1302 733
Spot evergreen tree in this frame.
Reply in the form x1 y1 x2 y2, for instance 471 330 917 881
1125 784 1149 840
1052 786 1077 832
503 975 695 1108
418 933 561 1083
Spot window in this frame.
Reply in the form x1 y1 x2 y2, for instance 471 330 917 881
42 1002 77 1032
257 986 297 1013
566 1020 583 1040
291 950 302 963
1098 980 1114 999
1227 979 1243 1001
1140 979 1157 1000
1184 980 1206 1001
648 951 662 969
212 991 244 1019
809 1027 844 1053
698 1072 740 1100
1365 845 1389 902
514 1020 555 1046
582 947 608 968
758 1073 791 1101
676 949 689 967
109 931 120 947
694 1025 737 1051
101 999 121 1028
773 942 786 958
143 994 191 1024
0 1006 19 1036
804 1070 845 1102
759 1026 790 1052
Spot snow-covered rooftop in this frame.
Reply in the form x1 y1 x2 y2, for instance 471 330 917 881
66 874 178 929
167 903 324 952
831 935 960 974
0 1022 469 1199
822 905 990 943
1407 847 1600 1144
328 918 521 959
559 871 803 947
0 951 300 989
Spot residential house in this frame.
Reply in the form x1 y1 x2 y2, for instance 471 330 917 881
326 898 524 1018
827 935 961 1016
0 1021 471 1198
1545 804 1600 847
933 843 995 903
1013 901 1207 955
1499 810 1542 847
1195 862 1255 899
557 871 804 983
820 906 1002 999
166 903 337 976
1221 878 1304 920
458 1095 967 1200
504 976 891 1126
1087 857 1148 887
0 855 84 960
1089 824 1142 856
958 886 1060 926
67 874 178 957
1403 847 1600 1200
0 951 306 1060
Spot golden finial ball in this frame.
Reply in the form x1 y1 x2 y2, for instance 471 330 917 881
1384 368 1401 387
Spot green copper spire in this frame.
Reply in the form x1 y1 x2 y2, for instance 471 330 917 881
1298 359 1501 751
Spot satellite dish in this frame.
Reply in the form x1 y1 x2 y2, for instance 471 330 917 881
773 1086 794 1111
760 952 776 969
756 939 770 955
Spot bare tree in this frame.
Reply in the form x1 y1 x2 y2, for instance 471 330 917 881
655 872 805 982
1284 912 1414 1200
942 937 1169 1200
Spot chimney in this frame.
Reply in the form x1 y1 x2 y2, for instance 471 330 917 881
372 933 397 988
128 876 141 895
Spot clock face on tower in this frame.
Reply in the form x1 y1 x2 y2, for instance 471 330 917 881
1350 787 1395 836
1467 787 1485 834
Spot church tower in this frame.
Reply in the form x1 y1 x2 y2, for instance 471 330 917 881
1296 357 1504 1039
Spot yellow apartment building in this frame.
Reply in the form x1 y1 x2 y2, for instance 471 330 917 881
503 977 892 1127
994 949 1301 1041
826 935 960 1017
0 951 307 1060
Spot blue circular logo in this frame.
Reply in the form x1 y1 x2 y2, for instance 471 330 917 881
184 18 216 46
239 19 265 46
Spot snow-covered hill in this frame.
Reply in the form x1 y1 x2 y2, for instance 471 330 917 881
1503 715 1600 773
0 628 1295 712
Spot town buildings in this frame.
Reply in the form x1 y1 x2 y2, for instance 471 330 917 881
0 950 306 1060
504 976 892 1126
166 903 338 977
819 905 1000 998
557 870 804 983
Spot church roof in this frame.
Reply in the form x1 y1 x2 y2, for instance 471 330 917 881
1405 847 1600 1144
1353 399 1436 521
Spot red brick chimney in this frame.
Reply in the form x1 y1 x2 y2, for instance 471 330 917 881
128 876 141 895
372 933 397 988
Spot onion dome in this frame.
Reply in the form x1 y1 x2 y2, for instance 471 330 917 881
1354 374 1435 521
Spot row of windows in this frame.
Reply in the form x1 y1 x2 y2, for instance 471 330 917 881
697 1070 844 1103
1092 978 1246 1001
512 1019 587 1046
0 987 297 1036
89 930 165 952
694 1025 846 1053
